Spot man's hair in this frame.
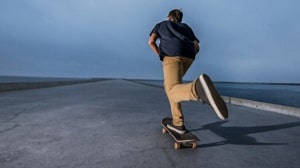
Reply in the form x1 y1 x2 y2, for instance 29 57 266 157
168 9 183 23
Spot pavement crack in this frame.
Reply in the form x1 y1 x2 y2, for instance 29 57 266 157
0 123 20 134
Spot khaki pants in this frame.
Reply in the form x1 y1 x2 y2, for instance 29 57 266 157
163 56 199 127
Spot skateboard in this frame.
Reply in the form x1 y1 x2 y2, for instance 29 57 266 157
161 118 199 149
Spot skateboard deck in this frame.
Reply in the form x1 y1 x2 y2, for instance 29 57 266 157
161 118 199 149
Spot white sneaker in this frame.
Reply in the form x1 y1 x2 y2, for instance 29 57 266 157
195 74 228 120
167 123 186 135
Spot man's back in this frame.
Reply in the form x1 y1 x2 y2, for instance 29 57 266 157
150 20 199 59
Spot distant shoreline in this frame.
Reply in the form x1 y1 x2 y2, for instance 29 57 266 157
0 75 88 83
0 76 112 92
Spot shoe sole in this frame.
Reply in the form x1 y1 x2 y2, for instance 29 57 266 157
199 74 228 120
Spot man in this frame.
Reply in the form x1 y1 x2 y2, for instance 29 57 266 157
148 9 228 134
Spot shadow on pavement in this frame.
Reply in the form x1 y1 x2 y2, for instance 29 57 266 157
190 121 300 148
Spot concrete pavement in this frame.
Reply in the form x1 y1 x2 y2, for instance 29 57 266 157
0 79 299 168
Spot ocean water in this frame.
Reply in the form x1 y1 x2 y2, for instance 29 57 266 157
134 80 300 108
215 82 300 108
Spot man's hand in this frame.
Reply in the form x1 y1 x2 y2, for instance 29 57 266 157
148 33 160 56
193 40 200 55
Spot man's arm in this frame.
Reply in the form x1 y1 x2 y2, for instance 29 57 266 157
148 33 159 56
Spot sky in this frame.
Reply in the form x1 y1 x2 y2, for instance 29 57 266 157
0 0 299 83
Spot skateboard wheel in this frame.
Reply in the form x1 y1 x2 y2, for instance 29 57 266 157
162 128 167 134
192 142 198 149
174 142 181 150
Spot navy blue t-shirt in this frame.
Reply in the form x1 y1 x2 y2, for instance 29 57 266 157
150 20 199 60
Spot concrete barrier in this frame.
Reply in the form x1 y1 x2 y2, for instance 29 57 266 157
222 96 300 118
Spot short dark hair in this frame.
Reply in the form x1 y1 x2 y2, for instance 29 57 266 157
168 9 183 23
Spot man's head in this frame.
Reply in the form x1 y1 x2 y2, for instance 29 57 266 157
168 9 183 23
